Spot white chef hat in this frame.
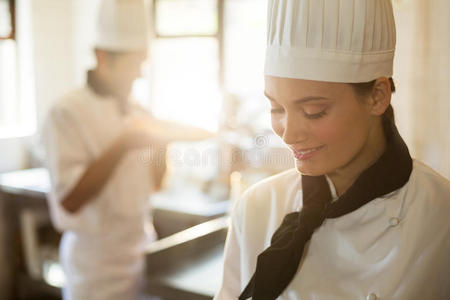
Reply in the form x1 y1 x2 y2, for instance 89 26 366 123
95 0 151 52
265 0 396 83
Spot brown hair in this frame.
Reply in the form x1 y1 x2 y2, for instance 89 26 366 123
350 78 396 127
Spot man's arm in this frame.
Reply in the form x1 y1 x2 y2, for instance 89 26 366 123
62 116 213 213
134 117 214 143
60 137 126 213
61 120 156 214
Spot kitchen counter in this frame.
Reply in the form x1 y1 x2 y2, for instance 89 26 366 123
0 168 230 299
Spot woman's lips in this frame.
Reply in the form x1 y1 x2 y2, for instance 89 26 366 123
292 145 325 160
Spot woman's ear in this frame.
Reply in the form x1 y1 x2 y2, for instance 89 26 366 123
370 77 392 116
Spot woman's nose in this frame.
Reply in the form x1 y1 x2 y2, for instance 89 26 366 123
282 114 308 145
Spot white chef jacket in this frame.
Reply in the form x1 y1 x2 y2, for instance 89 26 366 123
215 160 450 300
43 85 157 300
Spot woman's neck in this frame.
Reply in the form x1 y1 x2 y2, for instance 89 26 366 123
328 121 387 197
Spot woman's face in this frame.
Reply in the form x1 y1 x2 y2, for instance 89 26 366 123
265 76 377 176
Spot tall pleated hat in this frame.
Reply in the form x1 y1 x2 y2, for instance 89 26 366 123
95 0 151 52
265 0 396 83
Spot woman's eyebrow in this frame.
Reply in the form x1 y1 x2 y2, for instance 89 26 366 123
264 92 329 104
292 96 330 105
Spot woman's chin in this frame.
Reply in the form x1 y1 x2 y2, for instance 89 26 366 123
295 160 327 177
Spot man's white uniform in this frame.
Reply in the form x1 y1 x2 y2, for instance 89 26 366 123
43 1 155 299
44 85 157 300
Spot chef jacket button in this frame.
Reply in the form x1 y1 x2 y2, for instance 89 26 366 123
366 293 378 300
389 217 400 226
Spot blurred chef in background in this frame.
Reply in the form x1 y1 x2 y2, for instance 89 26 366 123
42 0 211 299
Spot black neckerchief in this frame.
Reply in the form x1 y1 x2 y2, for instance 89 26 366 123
87 70 130 115
239 121 413 300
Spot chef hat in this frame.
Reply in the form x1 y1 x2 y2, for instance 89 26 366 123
265 0 396 83
95 0 151 52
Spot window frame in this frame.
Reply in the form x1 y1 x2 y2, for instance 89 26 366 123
151 0 225 88
0 0 15 41
0 0 37 138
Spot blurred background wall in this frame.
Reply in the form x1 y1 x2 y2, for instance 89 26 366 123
393 0 450 177
0 0 101 172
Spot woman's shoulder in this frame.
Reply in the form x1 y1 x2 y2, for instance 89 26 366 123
232 169 301 220
245 168 300 200
405 160 450 219
410 160 450 196
230 168 301 240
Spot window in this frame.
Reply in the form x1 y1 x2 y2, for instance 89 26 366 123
223 0 270 132
0 0 14 40
133 0 222 131
133 0 270 133
0 0 17 133
0 0 35 138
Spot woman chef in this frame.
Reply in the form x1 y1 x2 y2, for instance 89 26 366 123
215 0 450 299
43 0 210 299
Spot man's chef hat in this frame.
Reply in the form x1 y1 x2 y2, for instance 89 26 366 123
265 0 396 83
95 0 151 52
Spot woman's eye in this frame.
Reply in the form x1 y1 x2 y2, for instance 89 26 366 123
304 109 327 119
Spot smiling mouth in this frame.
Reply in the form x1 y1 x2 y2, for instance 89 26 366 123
292 145 325 160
